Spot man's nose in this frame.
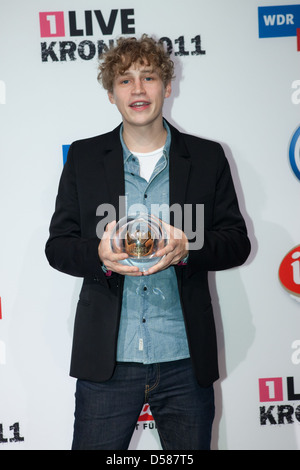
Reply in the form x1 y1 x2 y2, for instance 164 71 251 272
132 79 145 94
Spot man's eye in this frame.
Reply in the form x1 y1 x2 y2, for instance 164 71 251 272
121 79 130 84
144 77 153 81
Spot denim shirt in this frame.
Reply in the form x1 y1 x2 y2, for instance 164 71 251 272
116 122 190 363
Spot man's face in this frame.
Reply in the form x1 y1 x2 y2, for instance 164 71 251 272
108 62 171 129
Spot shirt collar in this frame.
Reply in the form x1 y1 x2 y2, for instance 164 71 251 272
120 119 171 163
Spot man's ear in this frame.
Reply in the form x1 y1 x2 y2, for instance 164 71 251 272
108 91 115 104
164 81 172 99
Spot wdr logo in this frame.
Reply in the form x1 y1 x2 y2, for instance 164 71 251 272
258 5 300 50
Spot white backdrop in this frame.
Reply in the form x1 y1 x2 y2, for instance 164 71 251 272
0 0 300 450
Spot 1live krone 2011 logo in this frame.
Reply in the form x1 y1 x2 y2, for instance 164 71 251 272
259 376 300 425
259 341 300 426
38 9 206 62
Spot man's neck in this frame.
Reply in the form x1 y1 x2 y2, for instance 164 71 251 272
122 120 167 153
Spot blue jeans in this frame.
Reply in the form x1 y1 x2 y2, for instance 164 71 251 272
71 359 215 450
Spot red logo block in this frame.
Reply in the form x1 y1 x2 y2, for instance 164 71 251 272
297 28 300 51
279 245 300 297
138 404 154 422
39 12 65 38
259 378 283 402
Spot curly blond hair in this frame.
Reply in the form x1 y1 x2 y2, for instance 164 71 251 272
98 34 175 92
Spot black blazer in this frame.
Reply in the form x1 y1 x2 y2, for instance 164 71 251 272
45 121 251 387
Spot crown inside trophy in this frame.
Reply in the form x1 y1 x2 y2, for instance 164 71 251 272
110 214 167 271
125 227 154 258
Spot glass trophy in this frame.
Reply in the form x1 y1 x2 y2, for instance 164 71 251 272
110 214 168 272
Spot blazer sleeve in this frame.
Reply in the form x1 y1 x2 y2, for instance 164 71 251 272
45 143 105 280
186 144 251 276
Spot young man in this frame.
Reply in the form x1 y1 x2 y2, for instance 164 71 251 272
45 35 251 450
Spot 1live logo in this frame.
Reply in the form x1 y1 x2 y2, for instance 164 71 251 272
259 377 300 402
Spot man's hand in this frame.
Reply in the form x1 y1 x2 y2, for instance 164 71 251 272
143 222 189 276
98 221 143 276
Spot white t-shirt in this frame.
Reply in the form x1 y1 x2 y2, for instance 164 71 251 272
131 146 164 182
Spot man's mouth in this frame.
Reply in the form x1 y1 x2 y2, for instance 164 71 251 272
129 101 150 109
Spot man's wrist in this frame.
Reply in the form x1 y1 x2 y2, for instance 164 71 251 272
100 261 112 277
178 253 189 265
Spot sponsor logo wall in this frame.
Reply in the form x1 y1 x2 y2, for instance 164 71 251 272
0 0 299 450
